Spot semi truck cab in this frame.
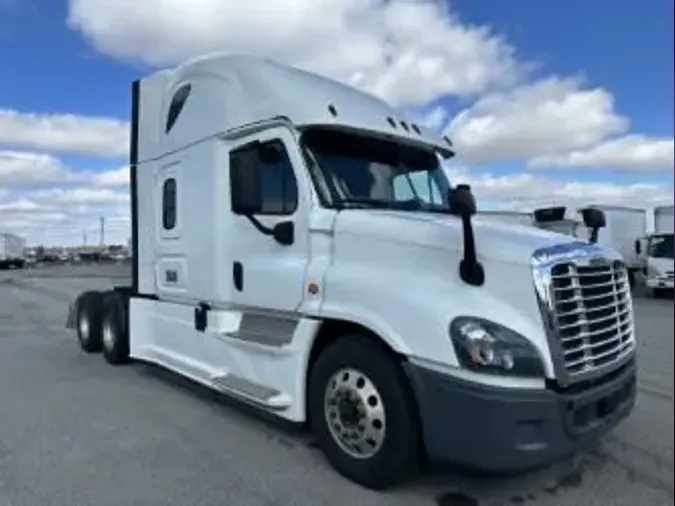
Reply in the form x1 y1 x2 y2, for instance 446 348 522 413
66 53 637 490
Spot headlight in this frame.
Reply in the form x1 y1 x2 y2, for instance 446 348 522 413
449 316 545 378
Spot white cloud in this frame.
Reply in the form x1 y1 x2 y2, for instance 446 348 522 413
446 77 631 164
67 0 523 106
420 105 449 131
527 135 674 171
0 151 89 186
92 166 129 187
0 109 129 157
448 165 673 209
0 187 130 246
0 150 129 189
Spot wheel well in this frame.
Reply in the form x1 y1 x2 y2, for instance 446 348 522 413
306 319 403 380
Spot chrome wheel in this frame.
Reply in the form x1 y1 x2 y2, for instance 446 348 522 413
324 367 386 459
102 321 114 350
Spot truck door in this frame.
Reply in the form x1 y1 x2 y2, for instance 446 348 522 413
227 127 310 314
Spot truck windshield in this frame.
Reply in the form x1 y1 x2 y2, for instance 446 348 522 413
647 234 674 259
300 127 450 212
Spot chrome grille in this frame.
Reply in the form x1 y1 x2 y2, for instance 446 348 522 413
549 260 634 375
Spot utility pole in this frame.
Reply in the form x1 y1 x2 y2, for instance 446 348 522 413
100 217 105 246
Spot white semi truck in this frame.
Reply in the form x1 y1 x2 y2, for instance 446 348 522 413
636 205 674 297
0 232 26 269
65 53 637 490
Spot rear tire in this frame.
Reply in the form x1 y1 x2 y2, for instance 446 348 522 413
101 292 130 365
76 291 104 353
307 335 420 490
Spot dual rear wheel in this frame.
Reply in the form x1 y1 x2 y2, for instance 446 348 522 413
75 290 130 365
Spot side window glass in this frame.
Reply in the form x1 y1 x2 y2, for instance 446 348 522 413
165 84 191 134
230 139 298 215
162 178 177 229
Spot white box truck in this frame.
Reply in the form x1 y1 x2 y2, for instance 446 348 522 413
636 205 674 296
582 205 647 287
65 53 637 490
0 232 26 269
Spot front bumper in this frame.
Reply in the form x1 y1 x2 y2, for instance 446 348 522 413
403 358 636 473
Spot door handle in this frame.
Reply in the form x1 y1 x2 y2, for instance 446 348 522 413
233 262 243 291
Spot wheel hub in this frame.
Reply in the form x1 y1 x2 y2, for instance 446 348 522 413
336 389 364 426
324 368 386 459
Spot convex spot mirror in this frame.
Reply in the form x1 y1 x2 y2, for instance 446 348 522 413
448 184 477 217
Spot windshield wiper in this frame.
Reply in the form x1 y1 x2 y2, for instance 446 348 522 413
338 198 402 209
337 198 451 213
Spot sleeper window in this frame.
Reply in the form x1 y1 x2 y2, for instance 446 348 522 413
162 178 177 229
230 140 298 215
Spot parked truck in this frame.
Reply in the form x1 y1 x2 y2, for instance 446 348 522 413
0 232 26 269
65 53 637 490
635 205 674 297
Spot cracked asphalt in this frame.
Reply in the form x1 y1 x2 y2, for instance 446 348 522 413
0 263 672 506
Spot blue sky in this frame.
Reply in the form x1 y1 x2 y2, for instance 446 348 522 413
0 0 672 245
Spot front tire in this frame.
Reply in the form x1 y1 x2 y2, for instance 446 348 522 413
307 335 420 490
101 292 130 365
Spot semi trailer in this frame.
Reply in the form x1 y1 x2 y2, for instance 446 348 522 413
0 232 26 269
66 53 637 490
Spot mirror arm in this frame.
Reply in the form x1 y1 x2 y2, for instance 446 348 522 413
459 215 485 286
244 214 274 236
588 227 599 244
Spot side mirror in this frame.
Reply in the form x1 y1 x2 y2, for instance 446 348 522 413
272 221 294 246
448 184 477 217
580 208 606 229
635 240 641 255
230 151 263 215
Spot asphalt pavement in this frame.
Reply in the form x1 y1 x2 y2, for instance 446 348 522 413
0 263 672 506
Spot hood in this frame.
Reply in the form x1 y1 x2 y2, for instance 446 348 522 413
333 209 582 266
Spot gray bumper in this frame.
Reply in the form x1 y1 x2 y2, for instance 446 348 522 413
403 358 636 473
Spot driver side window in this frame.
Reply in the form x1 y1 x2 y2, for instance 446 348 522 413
392 171 443 204
229 139 299 215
